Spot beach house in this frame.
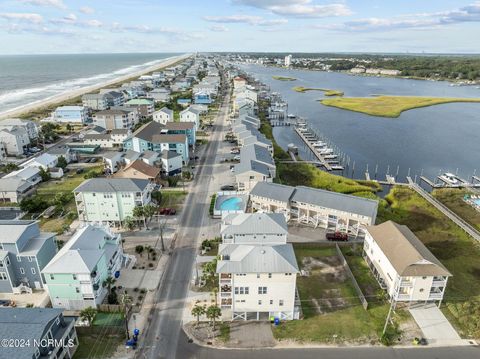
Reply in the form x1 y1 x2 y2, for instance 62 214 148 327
0 118 39 140
153 107 173 125
363 221 451 306
216 213 299 321
74 178 154 225
42 224 124 310
180 107 201 129
52 106 87 124
0 127 30 156
0 220 57 294
124 99 154 118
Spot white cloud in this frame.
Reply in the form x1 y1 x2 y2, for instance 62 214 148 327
19 0 66 9
79 6 95 14
209 25 228 32
322 1 480 32
111 23 203 41
203 14 287 26
0 12 43 23
233 0 352 18
85 19 102 28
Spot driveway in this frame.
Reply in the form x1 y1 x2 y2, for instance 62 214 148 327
116 269 161 290
409 304 468 346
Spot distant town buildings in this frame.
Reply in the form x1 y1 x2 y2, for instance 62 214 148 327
284 54 292 67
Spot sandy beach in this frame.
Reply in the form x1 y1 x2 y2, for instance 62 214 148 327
0 53 191 120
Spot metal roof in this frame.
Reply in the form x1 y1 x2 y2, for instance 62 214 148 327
221 213 287 238
250 182 295 203
216 243 299 274
74 178 150 193
292 186 378 219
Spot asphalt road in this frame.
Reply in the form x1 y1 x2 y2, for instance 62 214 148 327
135 74 230 359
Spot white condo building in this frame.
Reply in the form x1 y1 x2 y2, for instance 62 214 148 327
363 221 451 306
216 213 299 321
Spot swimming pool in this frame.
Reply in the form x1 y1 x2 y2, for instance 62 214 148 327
219 197 243 211
213 192 248 218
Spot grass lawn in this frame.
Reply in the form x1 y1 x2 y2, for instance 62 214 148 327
320 95 480 118
433 188 480 231
272 75 296 81
379 186 480 338
93 312 124 327
273 244 399 344
74 332 123 359
36 165 104 196
159 190 187 210
293 86 344 96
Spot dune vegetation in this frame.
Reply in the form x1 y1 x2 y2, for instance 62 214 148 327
320 95 480 118
293 86 344 96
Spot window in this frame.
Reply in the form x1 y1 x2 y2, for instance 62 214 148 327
73 274 77 280
270 300 273 305
0 273 7 280
50 274 55 280
28 256 33 262
258 300 262 305
31 268 36 275
20 267 25 274
16 255 21 262
279 300 284 306
258 287 267 295
75 288 80 293
419 288 424 293
256 274 260 279
268 273 272 278
0 261 3 268
234 287 249 295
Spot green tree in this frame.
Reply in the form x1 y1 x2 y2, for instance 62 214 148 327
132 205 146 228
0 163 19 173
191 304 206 328
151 190 162 205
66 124 73 133
135 245 144 257
124 216 135 231
206 305 222 331
38 167 51 182
80 306 97 326
57 155 68 169
103 276 116 297
143 204 157 225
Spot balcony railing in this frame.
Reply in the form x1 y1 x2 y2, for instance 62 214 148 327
220 273 232 280
432 279 447 287
399 280 413 287
221 298 232 305
429 292 444 300
396 294 410 300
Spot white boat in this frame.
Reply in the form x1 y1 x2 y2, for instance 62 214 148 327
324 154 337 159
312 141 327 147
438 172 460 186
330 165 345 171
319 148 334 155
287 114 296 119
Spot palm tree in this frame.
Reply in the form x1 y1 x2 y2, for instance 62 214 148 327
132 206 146 228
191 304 206 328
103 276 116 297
124 216 135 231
206 305 222 331
80 306 97 326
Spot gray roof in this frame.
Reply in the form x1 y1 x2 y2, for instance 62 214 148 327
42 225 119 274
240 143 274 167
161 149 182 159
0 308 64 358
0 220 45 244
181 107 201 115
250 182 295 203
221 213 287 237
74 178 150 193
124 149 141 162
292 186 378 219
235 160 272 176
94 109 129 116
142 150 158 160
216 243 299 274
0 176 32 193
157 107 173 116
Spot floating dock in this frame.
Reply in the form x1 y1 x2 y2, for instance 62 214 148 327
294 126 332 171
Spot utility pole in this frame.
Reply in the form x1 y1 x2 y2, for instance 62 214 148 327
383 299 395 335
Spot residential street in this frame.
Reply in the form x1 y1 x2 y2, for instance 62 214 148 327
135 76 231 359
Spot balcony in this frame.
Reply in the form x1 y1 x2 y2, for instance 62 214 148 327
220 285 231 294
221 298 232 306
397 294 411 301
432 279 447 287
399 280 413 287
429 291 444 300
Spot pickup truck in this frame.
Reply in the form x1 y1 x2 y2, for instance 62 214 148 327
326 232 348 241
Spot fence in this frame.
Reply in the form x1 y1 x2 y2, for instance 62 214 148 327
335 244 369 310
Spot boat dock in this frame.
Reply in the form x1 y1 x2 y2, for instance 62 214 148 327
420 175 480 189
294 126 333 171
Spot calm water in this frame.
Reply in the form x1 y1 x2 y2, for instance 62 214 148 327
242 64 480 182
0 53 180 114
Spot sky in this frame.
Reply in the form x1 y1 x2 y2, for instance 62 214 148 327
0 0 480 54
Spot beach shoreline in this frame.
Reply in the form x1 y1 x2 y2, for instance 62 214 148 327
0 53 191 120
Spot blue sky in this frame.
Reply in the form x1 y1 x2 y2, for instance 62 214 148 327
0 0 479 54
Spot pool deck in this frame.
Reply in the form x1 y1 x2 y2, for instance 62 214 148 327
213 192 248 218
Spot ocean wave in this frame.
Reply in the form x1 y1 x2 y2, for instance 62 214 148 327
0 56 174 113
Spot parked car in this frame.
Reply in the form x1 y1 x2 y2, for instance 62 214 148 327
221 185 235 191
326 232 348 241
89 157 98 163
160 208 176 215
233 155 240 161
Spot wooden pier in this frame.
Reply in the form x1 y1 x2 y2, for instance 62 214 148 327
294 126 332 171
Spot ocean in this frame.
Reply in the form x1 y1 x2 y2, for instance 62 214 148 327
0 53 180 115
